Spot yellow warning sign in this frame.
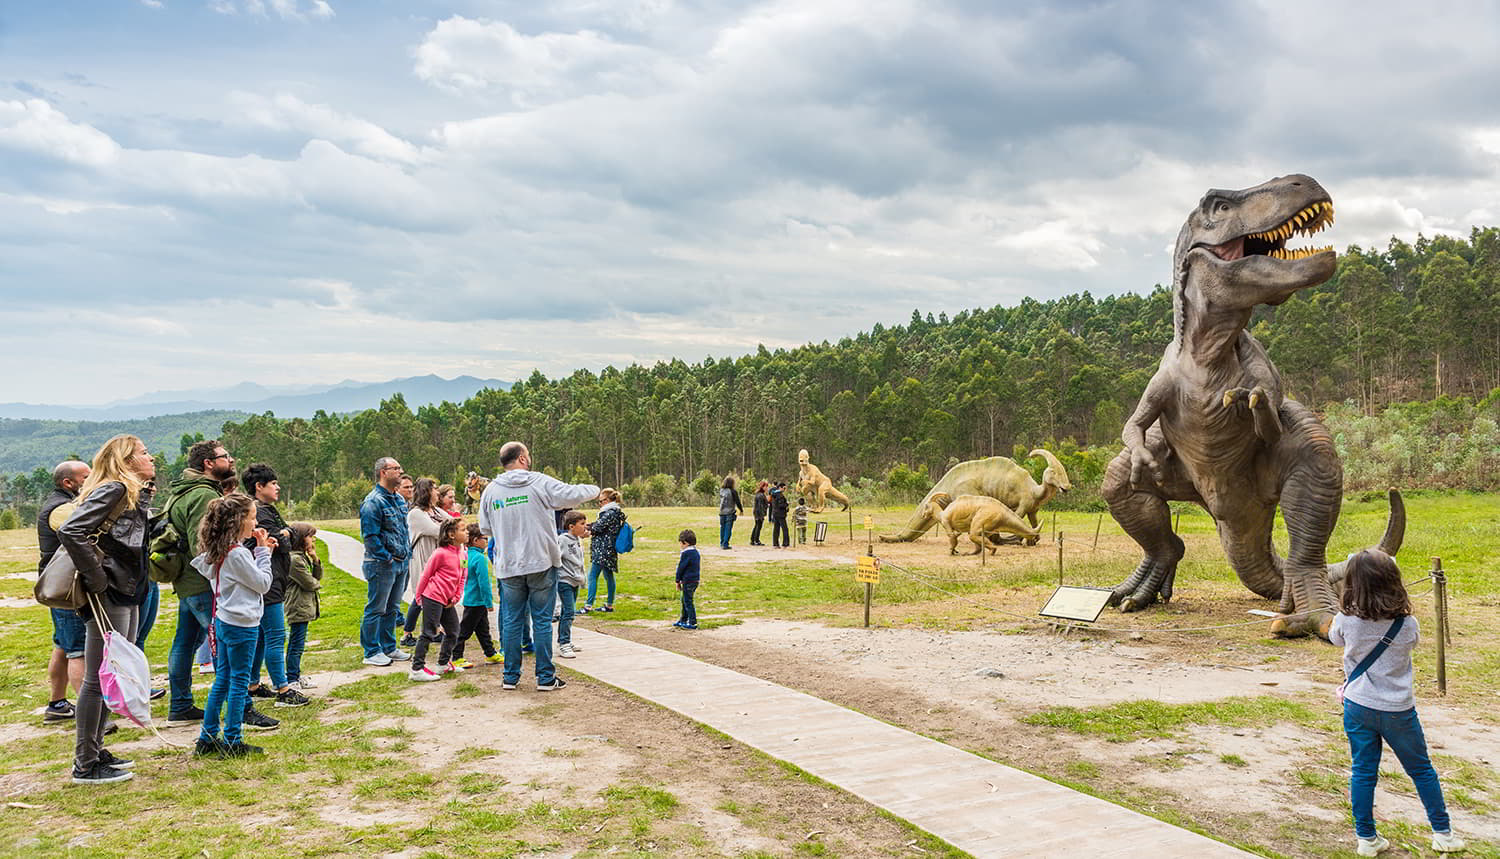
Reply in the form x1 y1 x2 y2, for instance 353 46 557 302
863 515 873 530
855 554 881 583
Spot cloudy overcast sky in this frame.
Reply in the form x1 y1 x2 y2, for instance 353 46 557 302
3 1 1498 404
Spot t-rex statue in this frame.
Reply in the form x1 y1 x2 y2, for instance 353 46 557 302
1103 174 1404 639
796 449 850 513
928 492 1042 555
880 450 1070 545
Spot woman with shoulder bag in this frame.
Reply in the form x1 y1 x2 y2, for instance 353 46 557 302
58 435 155 785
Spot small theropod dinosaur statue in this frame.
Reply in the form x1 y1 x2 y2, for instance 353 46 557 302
1103 174 1404 639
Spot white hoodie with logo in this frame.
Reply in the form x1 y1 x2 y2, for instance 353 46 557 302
478 469 601 580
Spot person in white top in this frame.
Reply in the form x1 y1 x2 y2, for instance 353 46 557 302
478 442 601 691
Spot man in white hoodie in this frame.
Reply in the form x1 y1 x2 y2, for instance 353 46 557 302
478 442 602 691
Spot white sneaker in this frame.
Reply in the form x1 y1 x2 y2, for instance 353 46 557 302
198 662 215 675
568 643 582 652
1432 832 1466 853
296 677 317 689
408 667 440 682
362 653 393 667
558 643 577 659
387 648 411 661
1356 835 1390 857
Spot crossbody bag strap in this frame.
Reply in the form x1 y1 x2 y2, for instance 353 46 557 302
1347 615 1406 686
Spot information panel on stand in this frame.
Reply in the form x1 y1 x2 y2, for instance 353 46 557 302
1039 586 1112 622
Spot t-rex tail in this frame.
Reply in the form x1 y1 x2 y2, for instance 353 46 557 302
1326 488 1406 589
825 485 851 511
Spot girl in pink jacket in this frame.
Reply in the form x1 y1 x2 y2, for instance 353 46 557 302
408 519 467 681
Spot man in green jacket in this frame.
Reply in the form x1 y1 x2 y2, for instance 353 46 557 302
165 440 237 726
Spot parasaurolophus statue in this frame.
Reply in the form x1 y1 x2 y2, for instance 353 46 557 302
880 450 1070 545
1103 174 1404 639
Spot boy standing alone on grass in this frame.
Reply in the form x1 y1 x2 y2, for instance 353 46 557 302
673 530 701 630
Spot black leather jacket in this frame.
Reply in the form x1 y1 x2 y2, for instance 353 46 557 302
58 481 152 611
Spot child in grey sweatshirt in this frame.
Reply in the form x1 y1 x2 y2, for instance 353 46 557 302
554 511 589 658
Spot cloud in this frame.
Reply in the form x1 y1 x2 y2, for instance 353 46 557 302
212 0 333 20
413 16 687 104
0 99 121 167
231 92 423 164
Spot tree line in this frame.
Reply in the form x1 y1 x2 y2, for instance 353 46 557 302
3 227 1498 524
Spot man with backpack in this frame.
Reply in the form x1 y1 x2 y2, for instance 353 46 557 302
158 441 250 726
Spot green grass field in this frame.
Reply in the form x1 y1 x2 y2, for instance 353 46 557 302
0 490 1496 856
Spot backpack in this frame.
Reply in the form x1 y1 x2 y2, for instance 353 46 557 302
147 489 193 584
614 520 635 554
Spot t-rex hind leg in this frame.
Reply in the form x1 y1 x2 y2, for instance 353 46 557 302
1269 403 1343 639
825 485 851 511
1102 438 1198 611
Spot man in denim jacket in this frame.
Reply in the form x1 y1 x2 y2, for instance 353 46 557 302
358 457 411 666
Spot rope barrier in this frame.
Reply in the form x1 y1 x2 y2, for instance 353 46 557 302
871 557 1437 635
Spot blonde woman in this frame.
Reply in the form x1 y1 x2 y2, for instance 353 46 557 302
583 488 627 612
57 435 156 785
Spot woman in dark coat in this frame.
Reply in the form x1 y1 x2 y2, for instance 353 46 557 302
58 434 155 785
750 481 769 546
584 488 626 612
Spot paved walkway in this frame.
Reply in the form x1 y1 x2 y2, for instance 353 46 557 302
319 531 1251 858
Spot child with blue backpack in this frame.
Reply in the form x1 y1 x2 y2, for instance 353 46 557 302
1331 550 1465 856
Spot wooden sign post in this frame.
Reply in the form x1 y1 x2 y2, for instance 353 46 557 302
856 554 881 628
864 514 874 553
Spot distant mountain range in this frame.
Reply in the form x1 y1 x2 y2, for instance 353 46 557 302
0 375 509 421
0 375 509 475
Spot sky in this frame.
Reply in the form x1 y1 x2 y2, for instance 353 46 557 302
3 1 1498 405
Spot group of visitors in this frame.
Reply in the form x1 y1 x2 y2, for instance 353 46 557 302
356 442 637 692
40 436 321 784
716 477 809 550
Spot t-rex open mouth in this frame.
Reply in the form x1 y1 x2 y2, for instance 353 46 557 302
1207 201 1335 262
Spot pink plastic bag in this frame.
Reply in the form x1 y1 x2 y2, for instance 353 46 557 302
98 629 154 729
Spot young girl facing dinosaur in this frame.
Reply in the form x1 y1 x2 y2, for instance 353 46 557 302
408 518 466 681
1331 550 1464 857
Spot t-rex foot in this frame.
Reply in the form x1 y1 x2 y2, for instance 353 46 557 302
1108 556 1178 612
1269 610 1334 639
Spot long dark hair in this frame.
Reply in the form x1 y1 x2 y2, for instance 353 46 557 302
198 492 256 566
1340 550 1411 620
412 477 437 511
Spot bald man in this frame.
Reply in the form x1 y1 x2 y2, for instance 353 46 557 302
39 460 90 723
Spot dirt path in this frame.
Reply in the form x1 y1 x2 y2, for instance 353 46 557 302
599 618 1500 857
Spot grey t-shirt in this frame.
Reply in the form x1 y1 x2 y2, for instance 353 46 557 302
1329 612 1420 712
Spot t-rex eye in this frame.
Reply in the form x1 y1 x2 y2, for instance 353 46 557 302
1216 202 1229 212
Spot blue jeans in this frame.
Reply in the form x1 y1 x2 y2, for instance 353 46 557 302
168 592 214 713
201 619 257 745
51 608 86 658
678 580 698 626
251 601 288 690
719 514 734 549
135 580 160 650
585 561 615 607
360 560 404 657
1344 700 1451 839
501 570 557 686
557 582 578 645
196 638 212 664
286 621 309 682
